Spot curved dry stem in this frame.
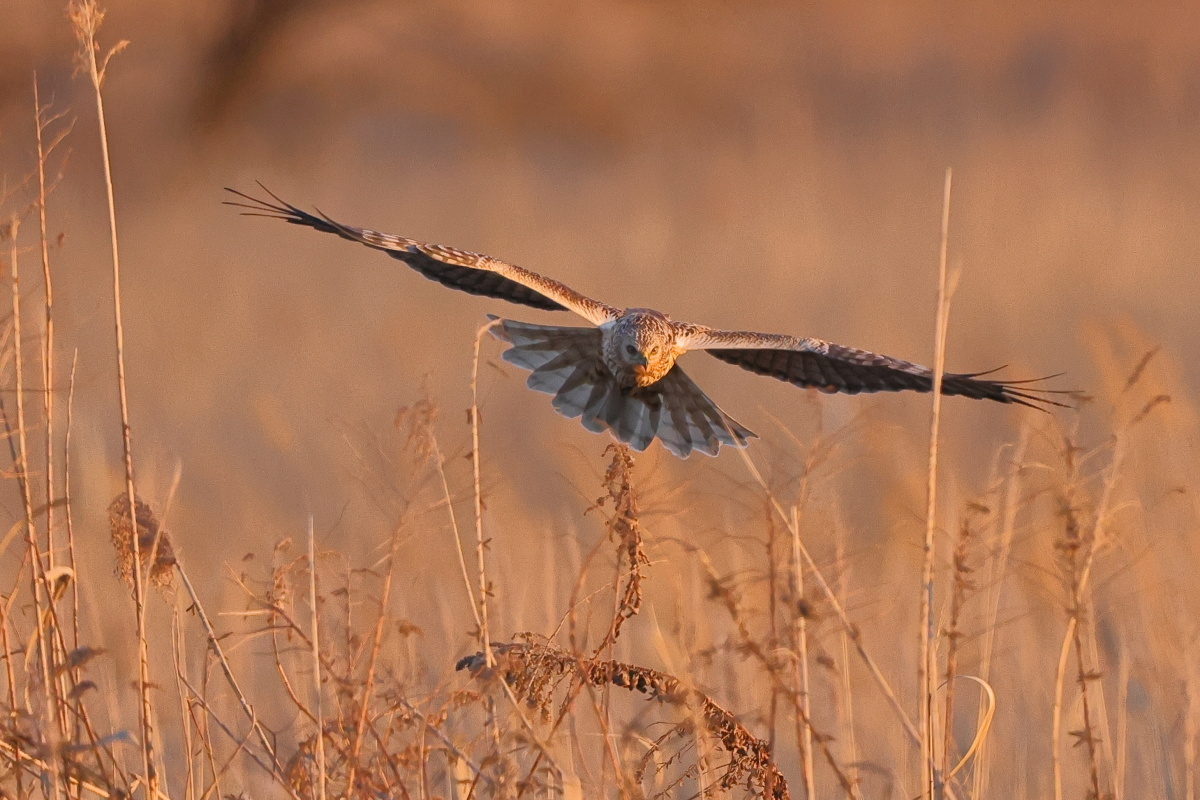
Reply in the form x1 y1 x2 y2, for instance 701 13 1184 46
943 675 996 780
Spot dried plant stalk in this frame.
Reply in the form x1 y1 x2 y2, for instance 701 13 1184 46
306 517 328 800
471 320 498 667
693 545 859 799
921 167 954 800
34 79 56 578
941 503 981 777
7 211 68 800
1056 492 1105 800
458 641 791 800
173 562 285 780
592 444 647 654
69 2 154 793
729 437 924 752
1052 424 1123 800
788 506 816 800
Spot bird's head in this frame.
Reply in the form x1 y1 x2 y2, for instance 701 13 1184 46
617 334 660 367
616 321 672 367
608 311 675 386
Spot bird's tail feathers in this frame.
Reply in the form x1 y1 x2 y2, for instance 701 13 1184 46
651 365 756 457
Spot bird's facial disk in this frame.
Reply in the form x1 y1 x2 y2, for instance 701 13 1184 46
622 341 649 366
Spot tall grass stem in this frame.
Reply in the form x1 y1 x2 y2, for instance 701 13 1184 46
920 167 954 800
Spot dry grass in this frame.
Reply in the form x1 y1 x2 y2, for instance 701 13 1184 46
0 5 1196 800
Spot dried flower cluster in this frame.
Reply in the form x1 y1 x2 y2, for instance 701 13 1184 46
108 494 175 589
591 444 649 653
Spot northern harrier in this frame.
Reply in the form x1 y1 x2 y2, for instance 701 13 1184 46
228 187 1065 458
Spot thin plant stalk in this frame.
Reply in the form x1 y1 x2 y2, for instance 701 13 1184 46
1085 596 1119 797
729 441 924 747
690 546 856 798
33 77 57 574
173 563 284 778
174 674 280 789
429 435 482 633
345 522 405 794
0 584 23 798
789 505 815 800
307 515 327 800
726 360 962 800
1069 578 1103 800
9 214 64 800
34 79 78 748
1052 434 1122 800
1050 541 1081 800
0 736 123 800
170 604 196 800
471 319 499 666
766 504 779 751
942 509 978 781
834 519 860 792
469 320 506 782
467 321 564 784
921 167 953 800
69 4 155 794
396 697 490 787
972 430 1028 800
64 349 80 653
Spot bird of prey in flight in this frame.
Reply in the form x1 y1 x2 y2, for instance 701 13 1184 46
227 187 1066 458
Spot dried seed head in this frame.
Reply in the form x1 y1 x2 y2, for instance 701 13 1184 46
108 494 176 590
590 444 647 652
394 394 439 462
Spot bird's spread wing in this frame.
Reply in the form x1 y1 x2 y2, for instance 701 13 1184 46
226 186 620 326
490 318 755 458
677 326 1070 410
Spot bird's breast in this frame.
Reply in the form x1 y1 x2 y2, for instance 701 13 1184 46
634 357 675 387
604 360 665 389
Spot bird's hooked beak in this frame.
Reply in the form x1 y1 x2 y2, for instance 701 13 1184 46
632 351 649 367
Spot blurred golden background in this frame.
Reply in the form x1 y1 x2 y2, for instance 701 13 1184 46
2 2 1199 797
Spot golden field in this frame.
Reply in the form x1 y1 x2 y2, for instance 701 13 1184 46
0 2 1198 798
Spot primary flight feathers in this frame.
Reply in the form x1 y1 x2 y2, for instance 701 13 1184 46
227 185 1070 458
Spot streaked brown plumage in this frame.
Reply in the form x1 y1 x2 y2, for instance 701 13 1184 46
227 186 1070 458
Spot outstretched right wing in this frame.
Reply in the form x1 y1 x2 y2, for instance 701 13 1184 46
677 325 1072 410
226 186 620 326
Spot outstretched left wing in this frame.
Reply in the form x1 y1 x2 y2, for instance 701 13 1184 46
226 186 620 326
676 326 1069 409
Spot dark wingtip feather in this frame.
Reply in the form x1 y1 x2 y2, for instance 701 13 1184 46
312 206 373 244
223 185 292 216
223 185 344 236
945 370 1079 412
